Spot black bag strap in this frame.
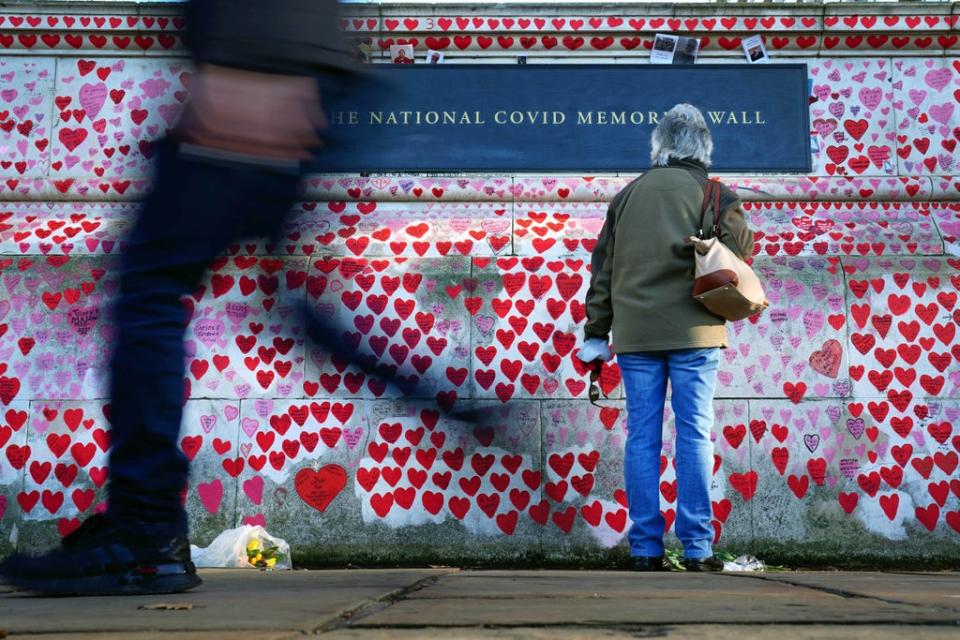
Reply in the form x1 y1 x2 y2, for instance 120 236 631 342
698 179 724 240
698 181 711 238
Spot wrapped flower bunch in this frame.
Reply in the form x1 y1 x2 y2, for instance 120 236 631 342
246 538 283 569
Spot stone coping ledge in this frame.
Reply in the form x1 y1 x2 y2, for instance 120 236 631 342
0 175 954 203
4 2 960 56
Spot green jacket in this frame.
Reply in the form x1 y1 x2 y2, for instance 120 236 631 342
584 158 755 353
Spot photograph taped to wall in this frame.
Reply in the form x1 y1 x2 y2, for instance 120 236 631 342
390 44 414 64
673 36 700 65
650 33 677 64
742 34 770 64
427 50 445 64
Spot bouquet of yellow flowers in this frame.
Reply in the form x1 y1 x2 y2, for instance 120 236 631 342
191 525 292 569
246 538 283 569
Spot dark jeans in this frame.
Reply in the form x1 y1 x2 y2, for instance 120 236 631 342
107 140 303 535
107 138 474 536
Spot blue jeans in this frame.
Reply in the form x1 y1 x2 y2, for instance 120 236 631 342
618 348 720 560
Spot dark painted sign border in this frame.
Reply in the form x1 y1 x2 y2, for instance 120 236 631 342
317 63 812 173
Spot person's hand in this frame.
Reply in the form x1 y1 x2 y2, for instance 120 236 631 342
176 64 327 160
576 338 612 364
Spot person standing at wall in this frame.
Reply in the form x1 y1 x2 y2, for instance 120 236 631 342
578 104 755 572
0 0 361 596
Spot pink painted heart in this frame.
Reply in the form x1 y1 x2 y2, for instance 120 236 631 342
199 414 217 433
808 339 842 379
78 82 107 118
197 479 223 514
243 476 264 505
924 67 952 92
242 513 266 527
241 418 259 437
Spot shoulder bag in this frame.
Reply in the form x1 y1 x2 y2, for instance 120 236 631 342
688 180 769 321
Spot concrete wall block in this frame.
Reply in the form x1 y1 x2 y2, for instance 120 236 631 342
747 201 944 258
378 14 823 35
726 176 934 202
12 398 242 553
181 399 242 548
217 223 303 260
0 11 185 57
307 175 938 206
373 33 823 58
0 177 155 201
231 396 371 560
289 201 513 258
346 398 543 563
843 256 959 401
469 253 604 403
339 15 381 35
0 401 29 558
513 177 627 203
300 174 942 208
513 202 605 259
0 57 55 180
750 398 866 550
0 254 115 402
304 176 516 203
893 57 960 176
824 8 955 27
304 256 471 403
0 202 134 257
50 56 187 178
712 399 755 550
720 257 850 400
750 397 960 558
186 256 310 400
930 201 960 255
16 399 110 553
807 58 897 178
540 399 628 559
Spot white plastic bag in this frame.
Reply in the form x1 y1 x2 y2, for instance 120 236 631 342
721 554 765 572
190 525 291 570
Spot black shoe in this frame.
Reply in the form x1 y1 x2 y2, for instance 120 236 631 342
0 514 201 596
681 555 726 572
630 555 672 572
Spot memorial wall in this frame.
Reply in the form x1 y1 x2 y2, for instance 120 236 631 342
0 1 958 565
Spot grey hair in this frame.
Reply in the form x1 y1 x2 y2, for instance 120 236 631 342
650 103 713 167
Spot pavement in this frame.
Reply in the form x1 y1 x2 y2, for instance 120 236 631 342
2 569 959 639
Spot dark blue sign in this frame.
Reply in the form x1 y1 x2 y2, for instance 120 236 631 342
316 64 810 173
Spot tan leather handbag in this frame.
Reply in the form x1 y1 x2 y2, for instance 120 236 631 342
689 180 769 321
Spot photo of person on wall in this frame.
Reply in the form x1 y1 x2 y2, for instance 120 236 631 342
391 43 415 64
673 37 700 64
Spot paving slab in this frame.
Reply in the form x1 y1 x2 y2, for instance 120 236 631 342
3 569 960 638
0 569 447 634
737 571 960 610
9 634 297 640
349 570 955 626
7 628 960 640
322 627 960 640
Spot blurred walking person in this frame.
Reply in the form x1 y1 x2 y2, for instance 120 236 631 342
0 0 360 595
